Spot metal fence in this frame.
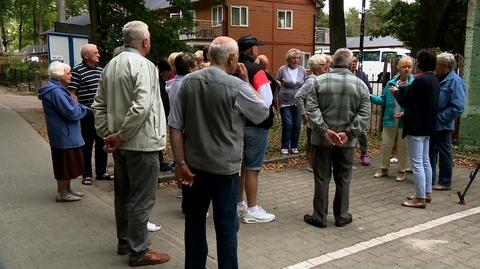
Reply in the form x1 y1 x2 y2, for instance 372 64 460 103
0 65 45 91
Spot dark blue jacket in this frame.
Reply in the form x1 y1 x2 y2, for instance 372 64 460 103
38 80 87 149
394 71 439 138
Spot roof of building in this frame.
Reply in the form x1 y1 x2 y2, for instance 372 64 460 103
20 44 49 54
144 0 199 10
347 36 405 49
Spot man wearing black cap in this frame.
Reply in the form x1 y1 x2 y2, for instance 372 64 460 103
236 35 276 224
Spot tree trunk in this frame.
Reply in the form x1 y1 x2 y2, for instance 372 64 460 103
18 14 23 51
33 1 38 45
1 24 7 51
329 0 346 53
57 0 66 22
89 0 99 43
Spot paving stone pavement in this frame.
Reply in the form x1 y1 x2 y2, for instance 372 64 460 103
1 101 480 269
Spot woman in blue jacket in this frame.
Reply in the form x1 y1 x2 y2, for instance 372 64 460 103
38 61 87 202
371 57 414 182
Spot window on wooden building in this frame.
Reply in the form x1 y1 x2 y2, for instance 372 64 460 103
231 6 248 27
278 10 293 29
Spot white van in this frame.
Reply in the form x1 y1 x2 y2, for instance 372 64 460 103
352 48 411 81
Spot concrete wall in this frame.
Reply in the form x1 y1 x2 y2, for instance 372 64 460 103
460 0 480 149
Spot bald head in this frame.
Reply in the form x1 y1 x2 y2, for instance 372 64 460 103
256 55 269 70
80 44 100 66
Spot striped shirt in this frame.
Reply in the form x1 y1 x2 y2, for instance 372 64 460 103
69 62 103 107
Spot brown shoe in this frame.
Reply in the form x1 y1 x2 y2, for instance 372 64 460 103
118 240 152 255
402 198 426 208
129 250 170 267
407 194 432 203
432 184 451 191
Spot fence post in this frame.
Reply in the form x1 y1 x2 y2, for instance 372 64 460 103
34 71 42 92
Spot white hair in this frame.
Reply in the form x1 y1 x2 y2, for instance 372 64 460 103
48 61 70 80
122 21 150 48
333 48 353 68
308 54 327 70
208 36 238 64
437 52 456 70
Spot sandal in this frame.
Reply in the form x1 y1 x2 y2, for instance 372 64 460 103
97 173 114 181
396 172 406 182
374 169 388 178
82 177 93 185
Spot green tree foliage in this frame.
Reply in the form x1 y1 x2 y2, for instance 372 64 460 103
345 7 360 37
94 0 195 65
371 0 468 55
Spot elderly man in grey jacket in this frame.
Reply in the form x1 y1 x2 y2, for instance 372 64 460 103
92 21 169 267
304 48 370 228
169 36 269 269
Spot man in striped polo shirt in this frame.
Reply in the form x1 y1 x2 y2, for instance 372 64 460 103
69 44 111 185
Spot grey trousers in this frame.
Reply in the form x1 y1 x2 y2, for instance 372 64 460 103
113 149 159 261
311 146 354 225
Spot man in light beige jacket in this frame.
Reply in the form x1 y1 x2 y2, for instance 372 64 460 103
92 21 169 267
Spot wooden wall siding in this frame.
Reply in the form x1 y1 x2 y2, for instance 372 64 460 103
225 0 315 72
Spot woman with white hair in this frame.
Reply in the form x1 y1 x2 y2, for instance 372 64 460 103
295 54 328 171
38 61 87 202
276 48 307 155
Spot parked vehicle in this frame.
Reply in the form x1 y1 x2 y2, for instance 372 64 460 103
352 48 411 80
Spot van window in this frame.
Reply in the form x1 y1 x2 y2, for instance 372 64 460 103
363 51 380 61
381 52 398 62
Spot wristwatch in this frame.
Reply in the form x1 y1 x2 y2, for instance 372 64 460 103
177 160 186 166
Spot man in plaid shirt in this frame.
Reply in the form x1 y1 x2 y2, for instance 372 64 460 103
304 48 370 228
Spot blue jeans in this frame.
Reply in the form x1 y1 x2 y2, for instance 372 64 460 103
280 106 301 150
183 169 240 269
406 136 432 198
429 130 453 187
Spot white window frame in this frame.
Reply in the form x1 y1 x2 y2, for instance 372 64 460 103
170 11 182 19
301 52 311 69
211 5 223 27
231 5 248 27
277 10 293 29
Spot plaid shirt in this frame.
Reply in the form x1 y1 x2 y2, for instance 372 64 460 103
306 68 371 148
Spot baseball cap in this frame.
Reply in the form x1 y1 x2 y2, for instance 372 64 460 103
238 35 264 51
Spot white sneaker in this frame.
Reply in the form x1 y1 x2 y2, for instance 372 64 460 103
242 206 275 224
237 201 247 217
281 148 289 155
147 221 161 232
176 189 183 198
291 148 299 154
390 157 398 164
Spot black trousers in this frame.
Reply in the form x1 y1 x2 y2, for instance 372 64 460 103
80 109 107 178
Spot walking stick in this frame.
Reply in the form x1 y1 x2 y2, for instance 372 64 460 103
457 163 480 205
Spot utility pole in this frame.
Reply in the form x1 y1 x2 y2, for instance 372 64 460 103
359 0 366 69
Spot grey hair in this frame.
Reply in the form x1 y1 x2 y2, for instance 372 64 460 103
437 52 456 70
122 21 150 48
285 48 301 61
48 61 70 80
80 44 97 58
208 36 238 64
333 48 353 68
308 54 327 69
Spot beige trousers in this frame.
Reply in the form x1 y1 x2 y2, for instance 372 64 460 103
381 126 409 172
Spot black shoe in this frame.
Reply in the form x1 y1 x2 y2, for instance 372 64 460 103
304 214 327 228
335 214 353 227
160 162 173 172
